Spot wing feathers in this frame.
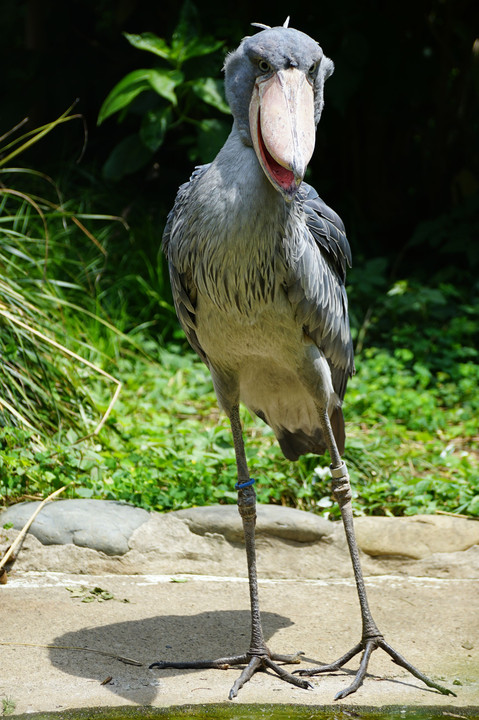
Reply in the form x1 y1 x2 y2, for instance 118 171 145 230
284 182 355 399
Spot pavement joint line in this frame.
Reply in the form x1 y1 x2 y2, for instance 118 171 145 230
4 571 479 589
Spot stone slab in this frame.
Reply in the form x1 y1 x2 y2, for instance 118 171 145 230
173 504 333 543
354 514 479 559
1 501 479 580
0 500 149 556
1 500 479 713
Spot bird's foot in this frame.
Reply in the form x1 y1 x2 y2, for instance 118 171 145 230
150 649 312 699
228 650 313 699
294 636 456 700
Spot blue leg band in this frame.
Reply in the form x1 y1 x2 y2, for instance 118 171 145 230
235 477 255 490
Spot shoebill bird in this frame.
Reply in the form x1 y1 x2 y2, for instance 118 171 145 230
150 20 455 701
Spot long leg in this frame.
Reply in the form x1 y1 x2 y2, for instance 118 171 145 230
295 409 456 700
150 405 312 699
223 405 312 698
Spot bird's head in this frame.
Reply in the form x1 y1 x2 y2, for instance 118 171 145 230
224 21 334 202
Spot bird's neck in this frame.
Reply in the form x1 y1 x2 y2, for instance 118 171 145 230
210 123 289 230
178 124 295 312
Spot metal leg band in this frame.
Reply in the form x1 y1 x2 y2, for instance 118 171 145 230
330 462 348 479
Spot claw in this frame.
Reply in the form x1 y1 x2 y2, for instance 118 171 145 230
288 650 306 664
379 638 456 697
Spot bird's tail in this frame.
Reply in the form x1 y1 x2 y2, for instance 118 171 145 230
276 406 345 461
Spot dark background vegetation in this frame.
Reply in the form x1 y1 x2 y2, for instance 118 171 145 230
2 0 478 293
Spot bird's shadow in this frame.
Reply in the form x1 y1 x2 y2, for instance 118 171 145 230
49 611 447 703
49 609 296 705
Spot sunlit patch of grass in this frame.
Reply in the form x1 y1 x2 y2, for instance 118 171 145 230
1 696 16 716
2 341 477 519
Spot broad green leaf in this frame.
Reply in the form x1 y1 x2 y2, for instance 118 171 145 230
123 32 173 61
170 0 219 63
102 135 153 181
124 28 222 66
98 70 155 124
171 36 224 64
140 107 172 152
190 78 230 114
468 495 479 514
98 68 183 125
148 68 184 105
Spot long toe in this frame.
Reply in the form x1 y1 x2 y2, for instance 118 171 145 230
228 654 313 699
293 642 363 677
150 648 313 699
228 656 262 699
332 639 375 699
378 639 457 697
293 637 457 699
271 650 305 664
264 658 313 690
149 654 248 671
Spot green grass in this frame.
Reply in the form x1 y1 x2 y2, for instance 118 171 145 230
0 111 130 438
1 338 478 519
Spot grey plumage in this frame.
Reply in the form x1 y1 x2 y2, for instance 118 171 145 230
163 26 354 461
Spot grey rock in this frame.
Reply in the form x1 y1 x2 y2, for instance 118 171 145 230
354 514 479 559
1 499 478 580
0 499 149 556
172 503 333 543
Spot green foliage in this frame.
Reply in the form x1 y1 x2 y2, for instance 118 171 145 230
1 697 16 716
98 1 231 181
1 114 477 518
2 341 477 519
349 268 479 376
65 585 127 602
0 111 128 437
343 348 479 517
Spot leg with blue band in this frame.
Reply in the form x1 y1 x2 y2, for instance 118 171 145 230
150 404 310 698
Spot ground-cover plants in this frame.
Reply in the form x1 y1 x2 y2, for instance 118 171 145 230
2 335 477 519
0 14 477 519
1 125 477 517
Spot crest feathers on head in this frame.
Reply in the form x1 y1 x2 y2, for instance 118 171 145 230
251 17 291 31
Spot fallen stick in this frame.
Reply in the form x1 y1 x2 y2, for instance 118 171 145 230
0 485 67 575
0 641 142 666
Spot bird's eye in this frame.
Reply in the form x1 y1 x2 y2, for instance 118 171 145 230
309 62 318 76
258 59 271 73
